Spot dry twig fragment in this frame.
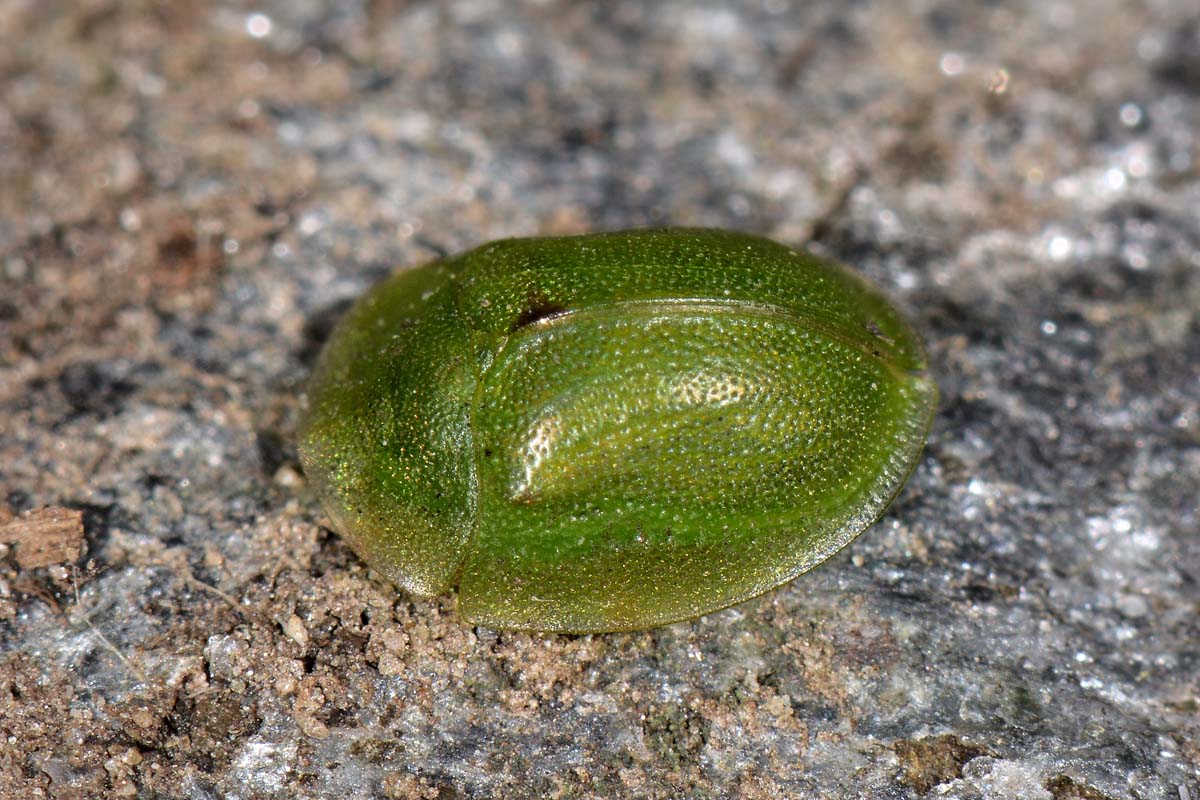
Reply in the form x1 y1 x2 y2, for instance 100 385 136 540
0 507 85 569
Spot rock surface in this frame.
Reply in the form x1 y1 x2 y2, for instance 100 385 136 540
1 2 1196 798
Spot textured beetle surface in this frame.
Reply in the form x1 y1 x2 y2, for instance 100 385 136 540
298 228 936 633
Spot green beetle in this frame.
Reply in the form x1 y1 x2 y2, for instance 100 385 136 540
298 228 935 632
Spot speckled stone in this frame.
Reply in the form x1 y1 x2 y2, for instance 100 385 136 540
0 2 1196 799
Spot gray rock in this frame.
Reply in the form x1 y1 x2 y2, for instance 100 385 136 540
0 1 1195 798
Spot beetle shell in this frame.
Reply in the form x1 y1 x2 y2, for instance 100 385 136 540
298 228 935 632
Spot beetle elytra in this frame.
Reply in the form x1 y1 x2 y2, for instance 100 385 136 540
298 228 936 632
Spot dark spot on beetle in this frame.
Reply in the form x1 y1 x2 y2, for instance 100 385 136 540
483 448 493 458
865 319 895 347
509 294 568 332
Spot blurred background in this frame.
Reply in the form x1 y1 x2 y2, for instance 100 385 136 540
1 2 1197 798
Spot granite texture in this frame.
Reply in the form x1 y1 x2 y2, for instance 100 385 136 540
0 1 1197 798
